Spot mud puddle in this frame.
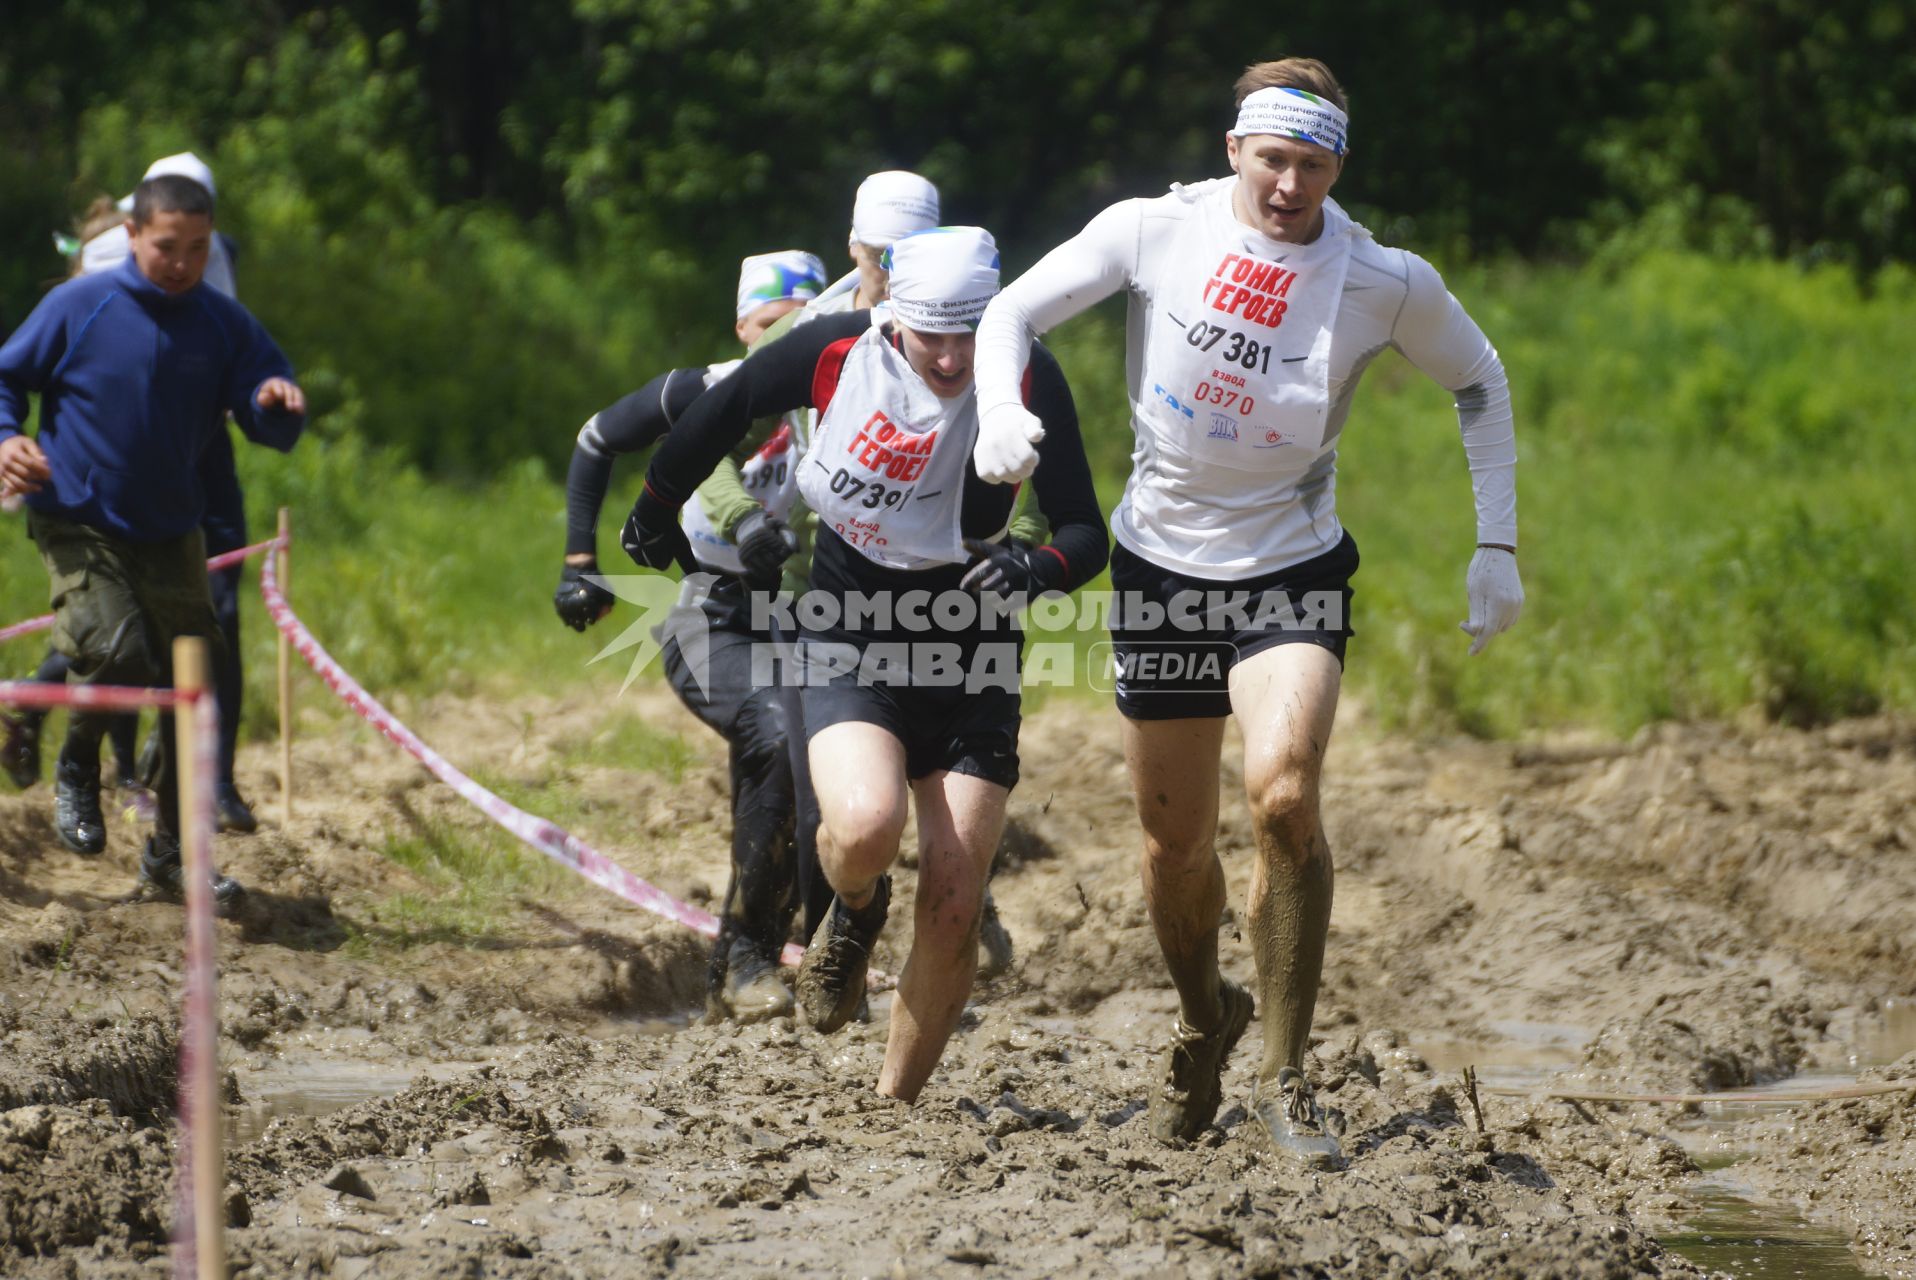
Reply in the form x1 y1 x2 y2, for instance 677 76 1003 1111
227 1014 698 1144
231 1058 458 1145
1415 1020 1592 1089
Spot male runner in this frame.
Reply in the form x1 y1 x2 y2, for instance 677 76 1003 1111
970 58 1523 1163
623 227 1109 1101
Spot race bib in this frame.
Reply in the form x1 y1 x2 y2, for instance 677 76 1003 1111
1140 189 1355 470
797 328 976 569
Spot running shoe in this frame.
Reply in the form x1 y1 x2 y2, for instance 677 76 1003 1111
1251 1066 1345 1170
796 876 890 1033
138 834 244 913
1147 979 1254 1143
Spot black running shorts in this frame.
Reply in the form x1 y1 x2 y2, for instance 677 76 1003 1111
1107 532 1359 721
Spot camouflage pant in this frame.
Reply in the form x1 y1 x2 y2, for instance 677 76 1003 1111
27 513 225 839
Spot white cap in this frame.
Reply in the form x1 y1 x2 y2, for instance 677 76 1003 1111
850 170 940 249
882 227 1000 333
735 250 828 321
117 151 219 212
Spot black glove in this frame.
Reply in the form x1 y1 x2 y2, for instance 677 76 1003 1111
960 537 1065 599
621 484 693 571
733 509 799 588
553 560 615 631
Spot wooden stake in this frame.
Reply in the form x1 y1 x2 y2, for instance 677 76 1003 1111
173 637 224 1280
276 507 292 828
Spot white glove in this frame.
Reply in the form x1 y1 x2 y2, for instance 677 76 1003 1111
1459 546 1523 656
973 402 1046 484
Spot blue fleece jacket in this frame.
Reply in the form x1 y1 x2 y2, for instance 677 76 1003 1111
0 255 304 542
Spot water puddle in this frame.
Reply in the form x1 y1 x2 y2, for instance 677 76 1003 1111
228 1057 486 1145
1415 1012 1905 1278
1660 1170 1880 1279
226 1015 694 1145
1415 1019 1589 1088
1857 998 1916 1068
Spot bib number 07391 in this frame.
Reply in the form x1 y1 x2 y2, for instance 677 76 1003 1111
829 467 914 511
1185 320 1272 374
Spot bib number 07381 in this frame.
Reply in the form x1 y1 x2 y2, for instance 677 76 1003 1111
1185 320 1272 374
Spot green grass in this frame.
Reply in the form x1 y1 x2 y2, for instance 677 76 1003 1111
554 714 699 783
6 251 1914 740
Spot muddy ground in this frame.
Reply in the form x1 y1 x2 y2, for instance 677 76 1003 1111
2 686 1912 1278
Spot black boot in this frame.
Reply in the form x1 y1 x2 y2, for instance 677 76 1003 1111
53 757 106 854
2 709 44 791
717 935 795 1023
215 783 259 834
139 832 244 913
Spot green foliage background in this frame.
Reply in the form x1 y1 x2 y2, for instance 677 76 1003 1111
4 1 1914 739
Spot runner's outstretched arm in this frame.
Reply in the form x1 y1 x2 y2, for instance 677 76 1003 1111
564 368 708 560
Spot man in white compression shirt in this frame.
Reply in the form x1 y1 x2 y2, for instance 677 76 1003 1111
970 57 1523 1166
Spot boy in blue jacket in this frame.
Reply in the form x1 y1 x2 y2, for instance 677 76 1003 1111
0 173 306 905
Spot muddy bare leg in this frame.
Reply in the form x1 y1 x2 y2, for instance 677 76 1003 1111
876 770 1007 1102
1229 644 1342 1077
1125 716 1231 1030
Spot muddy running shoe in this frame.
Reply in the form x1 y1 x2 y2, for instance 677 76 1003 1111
53 763 107 854
216 783 260 834
138 834 245 915
1147 979 1254 1144
2 711 42 790
1251 1066 1345 1170
719 937 795 1023
796 876 890 1033
976 887 1014 980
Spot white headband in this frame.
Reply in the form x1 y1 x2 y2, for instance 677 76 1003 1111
117 151 220 212
735 250 827 321
882 226 1000 333
850 170 941 248
1230 86 1349 156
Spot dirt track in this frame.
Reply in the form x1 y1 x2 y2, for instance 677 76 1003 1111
3 687 1913 1277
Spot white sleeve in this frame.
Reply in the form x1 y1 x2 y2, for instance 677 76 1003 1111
1392 254 1518 549
974 200 1143 415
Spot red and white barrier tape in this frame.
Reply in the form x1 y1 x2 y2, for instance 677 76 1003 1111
0 534 282 646
258 540 821 970
173 687 223 1280
0 681 185 712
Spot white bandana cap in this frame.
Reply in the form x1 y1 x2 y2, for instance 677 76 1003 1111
117 152 219 212
850 170 941 249
1230 87 1349 157
881 226 1000 333
735 250 828 321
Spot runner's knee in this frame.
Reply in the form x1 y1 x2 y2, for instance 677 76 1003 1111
1247 765 1323 858
821 796 907 881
